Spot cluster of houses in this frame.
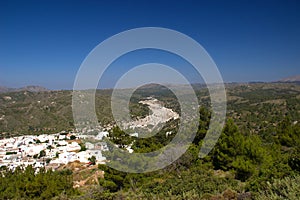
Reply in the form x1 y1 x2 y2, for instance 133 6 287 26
0 98 178 172
0 131 109 171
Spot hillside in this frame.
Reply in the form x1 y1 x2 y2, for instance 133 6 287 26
0 82 299 138
0 82 300 199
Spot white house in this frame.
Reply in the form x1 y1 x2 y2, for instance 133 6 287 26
38 134 49 143
94 142 109 151
76 151 89 163
25 144 45 156
58 152 77 164
95 131 109 140
85 142 95 150
58 140 68 146
129 132 138 137
86 150 106 163
66 142 81 152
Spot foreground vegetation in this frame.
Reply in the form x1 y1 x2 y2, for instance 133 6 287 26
89 113 299 199
0 166 77 199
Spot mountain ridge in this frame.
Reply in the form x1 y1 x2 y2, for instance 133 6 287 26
0 85 49 93
1 74 300 93
279 75 300 82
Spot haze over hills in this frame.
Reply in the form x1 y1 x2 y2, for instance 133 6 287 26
0 85 49 93
1 74 300 92
279 75 300 82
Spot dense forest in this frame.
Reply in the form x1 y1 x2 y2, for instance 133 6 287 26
0 83 300 199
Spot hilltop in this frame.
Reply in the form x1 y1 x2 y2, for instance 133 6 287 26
0 85 49 93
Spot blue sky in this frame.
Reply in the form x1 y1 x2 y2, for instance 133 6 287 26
0 0 300 89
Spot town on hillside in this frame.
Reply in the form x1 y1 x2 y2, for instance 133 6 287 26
0 97 179 172
0 131 109 171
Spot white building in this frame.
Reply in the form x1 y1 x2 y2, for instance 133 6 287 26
85 142 95 150
25 144 46 156
95 131 109 140
86 150 106 164
66 142 81 152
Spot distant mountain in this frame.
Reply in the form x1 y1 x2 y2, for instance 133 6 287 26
0 86 11 93
18 85 49 92
0 85 49 93
279 75 300 82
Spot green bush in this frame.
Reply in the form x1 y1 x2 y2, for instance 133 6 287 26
0 166 77 200
257 175 300 200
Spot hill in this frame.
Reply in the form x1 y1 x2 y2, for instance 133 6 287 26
0 82 300 199
0 85 49 93
0 82 299 138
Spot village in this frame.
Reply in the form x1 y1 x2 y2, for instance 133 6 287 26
0 130 110 171
0 97 179 172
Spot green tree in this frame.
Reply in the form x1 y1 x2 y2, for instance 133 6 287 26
79 143 87 151
70 135 76 140
212 119 244 170
88 155 97 165
212 119 271 181
109 126 133 148
39 150 46 158
193 106 211 145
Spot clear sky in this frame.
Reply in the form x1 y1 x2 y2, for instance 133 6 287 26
0 0 300 89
